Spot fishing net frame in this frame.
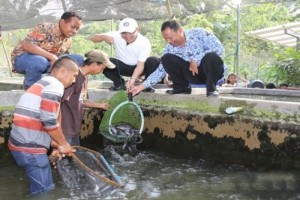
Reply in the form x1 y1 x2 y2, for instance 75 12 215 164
70 146 123 188
99 91 145 143
108 100 144 136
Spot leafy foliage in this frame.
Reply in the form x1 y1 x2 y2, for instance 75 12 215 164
267 48 300 85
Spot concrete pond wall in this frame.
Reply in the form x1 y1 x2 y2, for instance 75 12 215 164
0 86 299 170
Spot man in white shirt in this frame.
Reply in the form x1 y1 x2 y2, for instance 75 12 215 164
90 18 157 91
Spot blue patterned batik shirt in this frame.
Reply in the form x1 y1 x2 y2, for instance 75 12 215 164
143 28 225 88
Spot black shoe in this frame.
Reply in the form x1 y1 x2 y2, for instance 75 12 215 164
109 85 126 91
166 87 192 94
143 87 155 93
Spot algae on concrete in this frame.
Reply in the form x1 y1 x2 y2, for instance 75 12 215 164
0 106 15 112
137 98 219 113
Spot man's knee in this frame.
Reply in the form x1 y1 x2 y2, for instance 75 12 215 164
161 53 181 68
28 60 49 73
145 56 160 73
161 53 173 63
145 56 160 66
161 54 188 72
202 52 224 66
15 54 49 73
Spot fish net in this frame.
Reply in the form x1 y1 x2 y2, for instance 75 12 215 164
56 146 123 193
99 91 144 143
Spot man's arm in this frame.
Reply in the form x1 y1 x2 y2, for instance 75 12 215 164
83 100 109 110
21 23 60 64
128 61 145 88
128 35 152 88
22 42 58 65
130 63 166 96
89 34 114 45
47 126 72 154
41 84 72 154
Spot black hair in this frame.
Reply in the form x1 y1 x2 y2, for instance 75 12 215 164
52 56 78 71
60 11 82 22
161 19 181 32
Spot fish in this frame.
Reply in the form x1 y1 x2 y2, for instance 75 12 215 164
110 123 140 139
109 123 143 151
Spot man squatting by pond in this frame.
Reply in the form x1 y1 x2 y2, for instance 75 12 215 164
10 11 84 90
130 19 226 97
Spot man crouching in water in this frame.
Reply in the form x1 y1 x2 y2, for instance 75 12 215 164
8 57 79 195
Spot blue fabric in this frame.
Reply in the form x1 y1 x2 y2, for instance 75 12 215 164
14 53 84 88
15 53 50 88
10 151 54 194
60 54 84 66
190 78 225 88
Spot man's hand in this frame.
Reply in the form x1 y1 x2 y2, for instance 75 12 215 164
45 54 58 72
99 102 110 110
189 60 198 76
49 54 59 66
57 142 74 157
49 149 62 168
164 74 173 86
126 79 136 90
130 84 145 96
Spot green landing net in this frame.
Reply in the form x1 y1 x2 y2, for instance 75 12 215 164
99 91 144 143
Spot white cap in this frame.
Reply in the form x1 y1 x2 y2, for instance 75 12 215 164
118 18 138 33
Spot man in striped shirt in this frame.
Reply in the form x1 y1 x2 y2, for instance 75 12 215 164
8 56 79 194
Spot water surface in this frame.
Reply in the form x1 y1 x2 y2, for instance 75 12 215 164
1 146 300 200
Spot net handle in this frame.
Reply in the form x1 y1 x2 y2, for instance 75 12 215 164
108 100 144 136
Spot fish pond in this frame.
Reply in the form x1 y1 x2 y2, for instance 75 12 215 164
1 145 300 200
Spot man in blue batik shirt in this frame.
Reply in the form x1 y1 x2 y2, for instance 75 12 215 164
130 19 225 97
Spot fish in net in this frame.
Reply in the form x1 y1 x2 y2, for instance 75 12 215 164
55 146 123 196
99 91 144 149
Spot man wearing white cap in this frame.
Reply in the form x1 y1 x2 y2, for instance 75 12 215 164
60 50 116 145
89 18 156 91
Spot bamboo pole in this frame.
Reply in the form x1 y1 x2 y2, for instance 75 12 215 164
166 0 174 19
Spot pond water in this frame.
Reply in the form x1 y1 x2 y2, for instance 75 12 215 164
1 146 300 200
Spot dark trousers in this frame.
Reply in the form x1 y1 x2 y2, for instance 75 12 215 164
103 57 160 87
161 52 224 93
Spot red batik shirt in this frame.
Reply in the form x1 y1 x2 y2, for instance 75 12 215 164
11 22 72 71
